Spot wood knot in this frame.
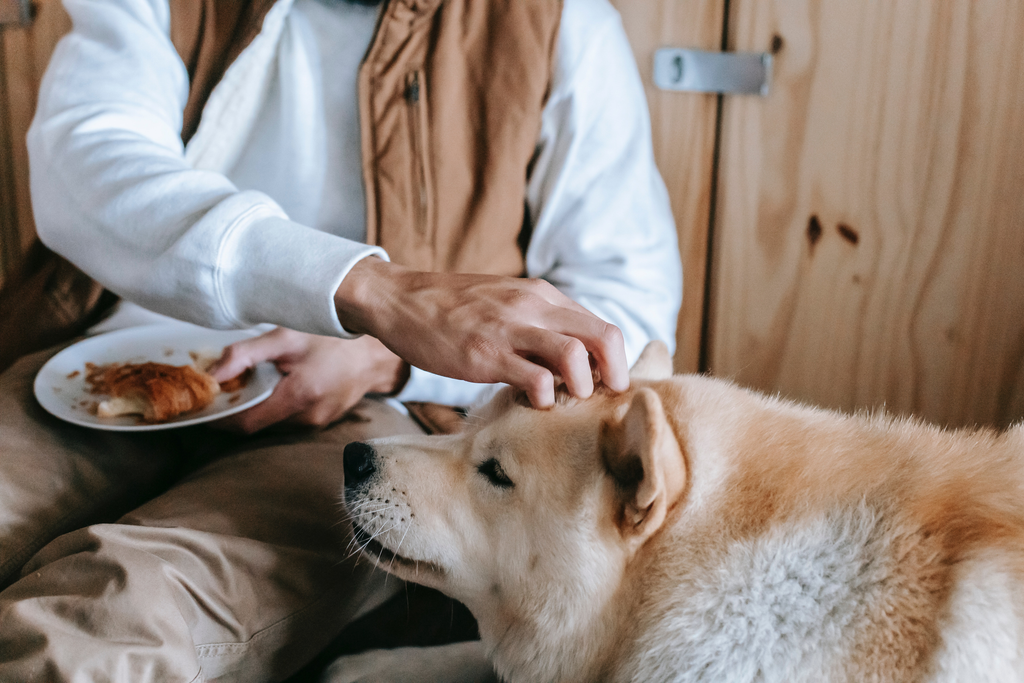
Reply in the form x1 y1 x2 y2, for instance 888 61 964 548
837 223 860 245
807 215 823 248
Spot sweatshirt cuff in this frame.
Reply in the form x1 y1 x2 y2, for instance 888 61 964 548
217 215 388 337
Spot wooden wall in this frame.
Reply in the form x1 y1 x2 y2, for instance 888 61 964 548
709 0 1024 427
610 0 724 373
0 0 70 284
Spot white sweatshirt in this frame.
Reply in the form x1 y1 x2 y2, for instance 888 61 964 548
28 0 682 406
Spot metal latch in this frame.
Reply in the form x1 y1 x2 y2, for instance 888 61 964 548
0 0 33 27
654 48 771 96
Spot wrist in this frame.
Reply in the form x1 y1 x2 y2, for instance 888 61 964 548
384 361 411 396
334 256 398 336
367 348 409 396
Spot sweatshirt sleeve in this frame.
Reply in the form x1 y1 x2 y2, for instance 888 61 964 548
27 0 384 337
396 0 681 406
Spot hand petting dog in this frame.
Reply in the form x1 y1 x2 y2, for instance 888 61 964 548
334 258 629 408
212 257 629 432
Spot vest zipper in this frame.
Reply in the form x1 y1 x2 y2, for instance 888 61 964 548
405 70 430 238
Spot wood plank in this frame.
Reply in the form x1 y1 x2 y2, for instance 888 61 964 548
0 0 71 286
609 0 723 373
709 0 1024 427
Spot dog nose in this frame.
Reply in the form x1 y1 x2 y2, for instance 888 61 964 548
344 442 377 486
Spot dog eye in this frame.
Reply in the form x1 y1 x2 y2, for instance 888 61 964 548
478 458 514 489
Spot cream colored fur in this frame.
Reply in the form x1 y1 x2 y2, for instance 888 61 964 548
343 342 1024 682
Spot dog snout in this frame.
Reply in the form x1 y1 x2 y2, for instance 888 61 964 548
344 441 377 487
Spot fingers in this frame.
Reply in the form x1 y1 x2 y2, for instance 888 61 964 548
501 310 625 408
513 328 594 401
209 328 299 383
524 281 629 393
584 321 629 392
217 369 346 433
528 310 628 396
498 354 556 409
215 374 306 433
337 267 631 407
505 322 625 408
210 332 376 433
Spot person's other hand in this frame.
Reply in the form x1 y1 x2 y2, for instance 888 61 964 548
334 258 629 409
209 327 406 433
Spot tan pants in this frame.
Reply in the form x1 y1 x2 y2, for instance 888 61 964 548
0 348 421 682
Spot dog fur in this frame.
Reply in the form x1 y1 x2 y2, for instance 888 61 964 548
343 342 1024 682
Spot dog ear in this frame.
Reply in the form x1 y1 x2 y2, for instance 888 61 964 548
629 341 673 381
602 387 687 550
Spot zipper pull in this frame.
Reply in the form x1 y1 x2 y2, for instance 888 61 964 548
405 71 420 103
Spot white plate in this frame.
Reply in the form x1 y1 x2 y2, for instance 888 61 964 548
34 324 281 431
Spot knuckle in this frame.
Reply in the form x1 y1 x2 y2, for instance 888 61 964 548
600 322 624 348
237 417 261 435
527 366 553 395
463 337 505 383
465 333 495 359
520 276 544 289
289 382 319 407
297 408 333 427
508 278 547 301
560 337 588 364
499 287 533 308
307 382 327 401
533 278 557 294
312 407 339 426
270 327 303 350
527 279 558 303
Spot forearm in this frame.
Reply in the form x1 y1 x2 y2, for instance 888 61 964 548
30 0 384 336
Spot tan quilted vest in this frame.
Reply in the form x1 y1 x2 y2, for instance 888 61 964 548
0 0 562 371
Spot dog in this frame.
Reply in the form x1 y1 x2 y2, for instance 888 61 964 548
342 342 1024 682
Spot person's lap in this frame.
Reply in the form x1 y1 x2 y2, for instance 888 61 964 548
0 347 419 682
0 347 187 586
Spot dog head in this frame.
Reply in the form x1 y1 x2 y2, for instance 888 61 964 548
342 342 688 680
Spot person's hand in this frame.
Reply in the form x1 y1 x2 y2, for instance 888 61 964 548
209 327 406 433
333 258 629 408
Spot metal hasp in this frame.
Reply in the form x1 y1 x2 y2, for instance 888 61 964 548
0 0 32 27
654 48 772 96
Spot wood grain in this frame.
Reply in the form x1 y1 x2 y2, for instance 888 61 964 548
0 0 70 287
708 0 1024 427
609 0 723 373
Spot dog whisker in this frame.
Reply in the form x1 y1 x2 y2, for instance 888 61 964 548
386 523 413 581
345 519 398 557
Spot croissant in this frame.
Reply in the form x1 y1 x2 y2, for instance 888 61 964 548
86 362 220 423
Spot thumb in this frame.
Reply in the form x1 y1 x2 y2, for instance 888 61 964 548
209 329 297 382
